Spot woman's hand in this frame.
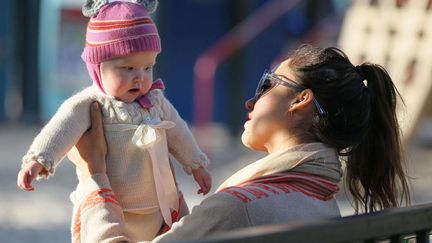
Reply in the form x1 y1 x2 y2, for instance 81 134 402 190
68 102 107 180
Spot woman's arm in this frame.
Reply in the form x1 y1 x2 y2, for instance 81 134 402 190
152 193 249 242
76 173 134 243
70 102 135 242
68 102 107 179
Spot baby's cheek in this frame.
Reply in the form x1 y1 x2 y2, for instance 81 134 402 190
142 78 153 93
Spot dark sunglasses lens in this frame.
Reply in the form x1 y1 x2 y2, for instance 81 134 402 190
256 78 274 98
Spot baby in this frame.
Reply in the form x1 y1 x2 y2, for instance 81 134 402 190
17 0 211 241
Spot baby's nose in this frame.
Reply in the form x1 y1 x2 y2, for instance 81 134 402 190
134 70 146 80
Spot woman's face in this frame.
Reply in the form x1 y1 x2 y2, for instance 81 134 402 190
241 60 298 152
100 51 158 103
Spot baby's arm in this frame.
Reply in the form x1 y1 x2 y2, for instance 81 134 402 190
19 93 93 187
192 167 211 195
158 92 212 190
159 93 210 172
17 160 46 191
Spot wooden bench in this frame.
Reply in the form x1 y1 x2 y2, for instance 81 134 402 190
194 202 432 243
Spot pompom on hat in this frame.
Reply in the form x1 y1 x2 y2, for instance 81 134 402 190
81 0 161 93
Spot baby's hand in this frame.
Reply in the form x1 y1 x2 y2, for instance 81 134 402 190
192 166 212 195
17 160 46 191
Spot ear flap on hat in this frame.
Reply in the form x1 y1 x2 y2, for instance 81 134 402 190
82 0 109 17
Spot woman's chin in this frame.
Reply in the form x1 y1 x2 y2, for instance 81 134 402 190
241 139 250 149
240 130 248 145
241 132 255 150
241 131 268 152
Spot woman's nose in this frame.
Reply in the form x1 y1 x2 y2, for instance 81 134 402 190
245 97 256 111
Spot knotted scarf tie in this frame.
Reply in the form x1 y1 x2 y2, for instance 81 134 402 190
136 78 165 109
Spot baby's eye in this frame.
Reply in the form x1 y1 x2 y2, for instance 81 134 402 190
121 66 134 71
145 66 153 71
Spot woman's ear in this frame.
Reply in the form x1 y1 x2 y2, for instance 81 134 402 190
288 89 314 112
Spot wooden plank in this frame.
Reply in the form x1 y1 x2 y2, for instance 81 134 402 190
189 203 432 243
416 230 430 243
390 235 402 243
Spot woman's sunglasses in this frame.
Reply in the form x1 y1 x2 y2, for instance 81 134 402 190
254 70 327 116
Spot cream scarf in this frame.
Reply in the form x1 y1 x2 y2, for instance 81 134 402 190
217 143 342 191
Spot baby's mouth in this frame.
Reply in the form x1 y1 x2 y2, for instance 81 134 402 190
128 88 140 93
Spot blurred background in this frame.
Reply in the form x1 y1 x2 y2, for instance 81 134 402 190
1 0 432 242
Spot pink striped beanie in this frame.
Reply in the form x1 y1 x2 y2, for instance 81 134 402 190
81 0 161 92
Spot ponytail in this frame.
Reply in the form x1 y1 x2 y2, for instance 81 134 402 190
347 64 410 213
288 45 410 213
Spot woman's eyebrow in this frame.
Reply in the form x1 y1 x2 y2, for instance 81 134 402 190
274 73 296 83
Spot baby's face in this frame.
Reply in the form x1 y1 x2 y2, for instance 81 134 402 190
100 51 158 103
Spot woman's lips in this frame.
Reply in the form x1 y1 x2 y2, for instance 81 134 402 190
244 114 251 128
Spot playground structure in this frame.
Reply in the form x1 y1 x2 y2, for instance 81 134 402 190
339 0 432 143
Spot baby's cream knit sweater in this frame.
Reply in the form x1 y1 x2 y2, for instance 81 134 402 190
22 85 209 240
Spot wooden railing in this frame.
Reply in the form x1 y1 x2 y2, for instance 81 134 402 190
190 203 432 243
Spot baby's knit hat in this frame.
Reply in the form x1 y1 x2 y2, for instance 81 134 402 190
81 0 161 63
81 0 161 92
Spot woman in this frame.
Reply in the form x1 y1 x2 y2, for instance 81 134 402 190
71 45 410 242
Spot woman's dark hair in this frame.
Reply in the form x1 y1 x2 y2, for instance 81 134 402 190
288 44 410 213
